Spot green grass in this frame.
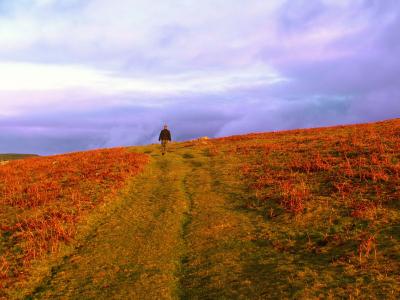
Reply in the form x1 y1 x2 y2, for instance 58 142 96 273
206 147 400 298
11 142 306 299
19 146 189 299
2 120 399 299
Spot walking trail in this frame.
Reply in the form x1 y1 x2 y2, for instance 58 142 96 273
27 143 281 299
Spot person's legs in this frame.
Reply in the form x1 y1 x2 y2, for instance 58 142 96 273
161 140 168 155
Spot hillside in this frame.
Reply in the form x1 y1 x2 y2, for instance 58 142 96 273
0 154 39 161
0 118 399 299
0 149 149 298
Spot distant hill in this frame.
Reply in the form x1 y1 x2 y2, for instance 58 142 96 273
0 153 39 161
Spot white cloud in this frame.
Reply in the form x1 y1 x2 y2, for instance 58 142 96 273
0 61 286 113
0 0 282 67
0 61 284 92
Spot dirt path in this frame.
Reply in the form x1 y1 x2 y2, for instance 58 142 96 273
27 144 274 299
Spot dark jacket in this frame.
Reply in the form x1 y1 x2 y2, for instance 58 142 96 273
159 129 172 141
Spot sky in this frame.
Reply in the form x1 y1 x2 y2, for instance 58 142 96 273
0 0 399 155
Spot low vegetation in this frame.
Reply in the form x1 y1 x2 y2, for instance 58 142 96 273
200 118 400 297
0 119 399 298
0 148 148 295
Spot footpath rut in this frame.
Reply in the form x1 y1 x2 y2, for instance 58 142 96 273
27 145 270 299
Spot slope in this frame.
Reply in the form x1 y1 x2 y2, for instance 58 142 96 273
2 118 399 299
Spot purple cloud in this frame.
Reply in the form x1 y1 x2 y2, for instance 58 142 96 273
0 0 399 154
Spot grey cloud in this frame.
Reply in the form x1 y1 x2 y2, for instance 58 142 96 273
0 97 239 155
1 1 399 155
0 88 397 156
278 0 327 33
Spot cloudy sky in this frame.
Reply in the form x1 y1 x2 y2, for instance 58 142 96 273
0 0 399 154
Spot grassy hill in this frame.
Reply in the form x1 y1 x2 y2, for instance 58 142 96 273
0 118 399 299
0 149 149 298
0 153 39 161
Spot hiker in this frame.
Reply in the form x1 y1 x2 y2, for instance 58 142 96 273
159 125 172 155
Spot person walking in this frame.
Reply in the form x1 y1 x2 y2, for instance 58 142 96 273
159 125 172 155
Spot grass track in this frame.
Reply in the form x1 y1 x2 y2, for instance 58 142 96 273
24 143 284 299
28 148 189 299
179 149 279 298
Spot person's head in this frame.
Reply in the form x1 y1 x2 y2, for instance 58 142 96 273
163 124 168 129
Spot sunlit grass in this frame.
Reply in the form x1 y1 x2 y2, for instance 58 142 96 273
1 119 399 298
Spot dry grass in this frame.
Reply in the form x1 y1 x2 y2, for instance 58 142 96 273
202 118 400 298
1 119 399 298
28 153 188 299
213 119 399 215
0 148 148 295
